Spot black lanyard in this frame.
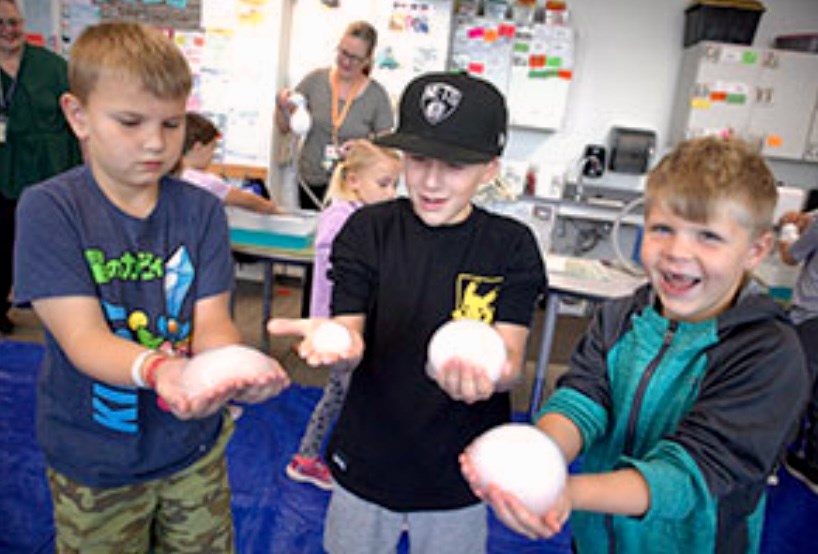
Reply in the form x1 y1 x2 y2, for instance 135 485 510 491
0 71 18 115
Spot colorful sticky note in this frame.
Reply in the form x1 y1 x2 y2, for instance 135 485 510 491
467 27 485 39
468 62 485 74
514 42 529 53
691 97 712 109
726 93 746 105
547 57 562 67
742 51 758 64
710 91 727 102
767 135 783 148
498 24 516 38
485 28 499 42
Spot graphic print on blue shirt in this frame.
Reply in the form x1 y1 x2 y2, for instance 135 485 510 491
87 245 195 434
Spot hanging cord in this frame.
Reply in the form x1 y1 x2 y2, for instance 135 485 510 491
611 196 646 277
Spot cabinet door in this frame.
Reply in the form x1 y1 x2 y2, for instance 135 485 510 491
671 43 762 141
748 50 818 161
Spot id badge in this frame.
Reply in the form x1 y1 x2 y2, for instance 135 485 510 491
321 144 341 173
0 115 6 144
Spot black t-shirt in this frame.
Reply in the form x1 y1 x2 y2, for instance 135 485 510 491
326 199 547 511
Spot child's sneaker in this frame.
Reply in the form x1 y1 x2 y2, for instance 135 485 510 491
286 455 333 490
784 452 818 495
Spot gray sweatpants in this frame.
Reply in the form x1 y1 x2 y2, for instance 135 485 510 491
324 482 488 554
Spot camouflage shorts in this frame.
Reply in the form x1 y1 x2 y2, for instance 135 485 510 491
47 413 235 554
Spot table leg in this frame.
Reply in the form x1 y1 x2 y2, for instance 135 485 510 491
528 291 560 422
300 263 314 318
261 260 273 352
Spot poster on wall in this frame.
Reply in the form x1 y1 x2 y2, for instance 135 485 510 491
95 0 201 31
58 0 281 170
372 0 453 104
449 7 575 131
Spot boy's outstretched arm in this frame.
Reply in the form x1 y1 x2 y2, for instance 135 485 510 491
33 295 163 387
540 413 650 528
268 314 365 369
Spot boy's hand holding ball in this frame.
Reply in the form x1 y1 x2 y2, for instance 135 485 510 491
156 345 290 419
427 319 508 403
267 317 362 369
460 423 570 540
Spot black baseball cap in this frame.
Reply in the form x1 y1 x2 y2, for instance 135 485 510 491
376 71 508 164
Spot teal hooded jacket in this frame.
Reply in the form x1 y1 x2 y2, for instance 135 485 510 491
540 281 810 554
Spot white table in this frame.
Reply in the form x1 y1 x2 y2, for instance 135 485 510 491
528 255 646 420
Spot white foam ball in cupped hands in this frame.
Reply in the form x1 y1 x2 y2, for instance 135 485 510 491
181 344 280 398
470 423 567 515
427 319 506 382
311 320 353 354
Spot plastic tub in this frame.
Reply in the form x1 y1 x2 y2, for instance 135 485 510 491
226 208 317 250
684 0 765 47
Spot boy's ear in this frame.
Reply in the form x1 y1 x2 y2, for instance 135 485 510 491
744 229 775 271
60 93 89 141
479 158 501 184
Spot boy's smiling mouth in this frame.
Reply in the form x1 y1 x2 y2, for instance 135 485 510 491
659 269 701 294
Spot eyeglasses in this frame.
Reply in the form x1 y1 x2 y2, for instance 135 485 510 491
0 18 23 28
336 46 368 65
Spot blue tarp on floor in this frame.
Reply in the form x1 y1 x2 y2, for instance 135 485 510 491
1 340 815 553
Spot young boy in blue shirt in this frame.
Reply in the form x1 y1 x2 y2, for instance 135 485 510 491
270 72 547 553
463 136 811 553
13 22 289 552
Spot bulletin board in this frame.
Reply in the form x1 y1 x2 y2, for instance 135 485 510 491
448 10 575 130
58 0 282 171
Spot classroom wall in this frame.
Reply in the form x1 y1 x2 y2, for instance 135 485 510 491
284 0 818 196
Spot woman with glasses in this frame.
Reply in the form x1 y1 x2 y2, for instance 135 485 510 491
276 21 394 210
0 0 82 334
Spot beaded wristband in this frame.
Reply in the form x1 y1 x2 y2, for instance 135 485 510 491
144 354 172 390
130 349 154 388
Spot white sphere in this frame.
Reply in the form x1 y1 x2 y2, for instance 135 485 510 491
470 423 566 515
312 320 352 354
181 345 280 397
427 319 506 382
780 222 800 242
289 107 312 136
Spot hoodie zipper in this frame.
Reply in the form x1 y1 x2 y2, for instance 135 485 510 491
605 319 678 554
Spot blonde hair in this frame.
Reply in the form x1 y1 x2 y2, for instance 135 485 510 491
645 136 777 236
68 22 191 104
324 139 400 206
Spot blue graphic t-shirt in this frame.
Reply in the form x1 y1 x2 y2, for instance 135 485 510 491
14 166 235 487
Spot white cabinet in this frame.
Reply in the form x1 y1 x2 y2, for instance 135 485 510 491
669 41 818 163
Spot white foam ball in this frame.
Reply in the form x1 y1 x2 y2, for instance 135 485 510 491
470 423 567 515
181 345 279 397
780 222 800 242
290 107 312 136
312 320 352 354
427 319 506 382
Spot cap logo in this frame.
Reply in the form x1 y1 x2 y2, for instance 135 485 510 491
420 82 462 126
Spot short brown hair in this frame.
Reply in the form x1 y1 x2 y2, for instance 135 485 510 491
645 136 777 236
183 112 220 154
344 20 378 75
68 22 191 104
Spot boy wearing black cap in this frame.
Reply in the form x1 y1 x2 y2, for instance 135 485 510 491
269 72 546 552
